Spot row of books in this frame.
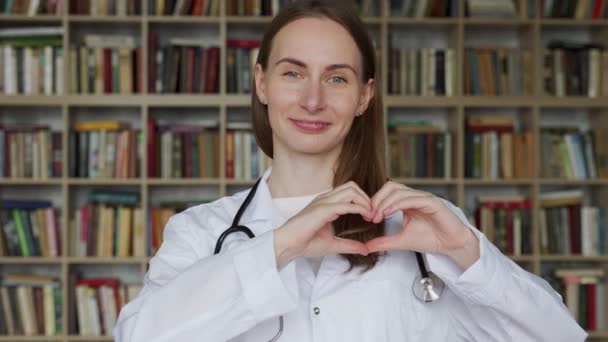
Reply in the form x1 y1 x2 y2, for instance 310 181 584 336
540 189 607 255
148 33 220 94
542 44 608 98
389 0 457 17
69 275 141 336
0 27 65 95
540 128 608 180
465 0 529 18
68 122 142 179
388 123 452 178
543 0 608 19
554 268 606 331
464 48 532 96
387 48 456 96
465 115 534 179
69 35 142 95
473 195 533 255
225 123 272 180
0 200 61 257
69 0 142 16
70 190 145 257
1 0 63 15
226 40 259 94
0 274 62 336
150 122 221 179
0 127 62 179
148 0 219 16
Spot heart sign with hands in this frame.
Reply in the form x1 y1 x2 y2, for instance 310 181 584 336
365 181 480 271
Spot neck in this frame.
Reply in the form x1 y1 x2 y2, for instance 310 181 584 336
267 147 339 198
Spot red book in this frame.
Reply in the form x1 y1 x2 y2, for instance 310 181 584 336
206 47 219 93
505 208 514 254
192 0 204 15
186 47 195 93
592 0 604 19
588 283 596 330
226 39 261 49
148 32 158 93
568 205 581 254
147 117 157 178
103 48 113 94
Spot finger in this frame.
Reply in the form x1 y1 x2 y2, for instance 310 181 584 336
332 180 371 203
370 181 405 213
327 202 374 221
325 186 372 212
373 188 428 223
328 237 369 255
366 235 403 253
381 196 438 218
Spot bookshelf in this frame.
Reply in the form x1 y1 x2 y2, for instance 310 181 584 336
1 0 608 340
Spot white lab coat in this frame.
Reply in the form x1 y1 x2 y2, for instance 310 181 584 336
115 168 587 342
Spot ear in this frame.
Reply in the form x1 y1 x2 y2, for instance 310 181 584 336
254 63 267 104
357 78 375 115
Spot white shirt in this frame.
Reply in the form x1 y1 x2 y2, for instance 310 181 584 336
272 192 324 275
114 168 587 342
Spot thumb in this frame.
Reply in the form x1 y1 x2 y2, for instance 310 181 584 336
366 235 404 253
329 237 369 256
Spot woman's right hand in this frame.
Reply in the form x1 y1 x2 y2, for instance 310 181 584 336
273 181 375 269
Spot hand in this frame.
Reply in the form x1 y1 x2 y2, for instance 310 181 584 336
274 181 375 268
365 181 479 271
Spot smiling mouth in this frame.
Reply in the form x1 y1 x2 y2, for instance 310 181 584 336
290 119 331 132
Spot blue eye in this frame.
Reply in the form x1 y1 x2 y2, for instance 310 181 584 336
329 76 347 84
284 71 299 78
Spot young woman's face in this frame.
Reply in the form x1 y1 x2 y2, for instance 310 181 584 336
255 17 374 157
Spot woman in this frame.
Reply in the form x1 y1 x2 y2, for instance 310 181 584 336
115 1 586 341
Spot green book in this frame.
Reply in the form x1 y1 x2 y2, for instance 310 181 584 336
12 209 30 257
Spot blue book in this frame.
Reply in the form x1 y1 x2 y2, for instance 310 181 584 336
1 200 52 209
0 129 4 177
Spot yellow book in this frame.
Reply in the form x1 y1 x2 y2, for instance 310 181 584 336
73 121 126 131
118 206 133 257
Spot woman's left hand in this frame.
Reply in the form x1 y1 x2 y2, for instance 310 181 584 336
365 181 480 271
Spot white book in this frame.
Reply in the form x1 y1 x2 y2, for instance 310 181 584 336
46 207 58 257
554 49 565 97
87 287 101 336
427 48 436 96
582 206 593 256
55 48 64 95
44 46 54 95
420 48 429 96
445 49 455 96
43 285 55 336
84 35 136 48
32 133 40 179
24 47 33 94
5 46 17 94
588 49 600 98
28 0 41 16
117 0 128 16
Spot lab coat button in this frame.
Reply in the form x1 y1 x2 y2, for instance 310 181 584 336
313 307 320 315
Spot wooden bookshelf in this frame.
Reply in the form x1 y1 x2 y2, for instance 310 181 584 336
1 0 607 340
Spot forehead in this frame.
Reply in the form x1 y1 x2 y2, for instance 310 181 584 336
269 17 362 69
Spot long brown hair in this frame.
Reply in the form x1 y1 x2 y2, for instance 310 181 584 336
251 0 387 270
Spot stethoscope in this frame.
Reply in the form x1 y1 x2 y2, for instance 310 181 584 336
214 178 444 341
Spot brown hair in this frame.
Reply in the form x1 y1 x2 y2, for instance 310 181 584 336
251 0 387 270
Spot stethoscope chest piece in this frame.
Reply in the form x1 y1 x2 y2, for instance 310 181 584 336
412 271 444 303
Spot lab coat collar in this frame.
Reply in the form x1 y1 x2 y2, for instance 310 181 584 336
238 167 276 227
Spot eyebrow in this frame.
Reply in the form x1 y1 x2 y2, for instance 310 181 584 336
274 57 358 76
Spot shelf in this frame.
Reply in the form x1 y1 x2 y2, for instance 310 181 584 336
540 19 608 27
463 18 533 26
539 179 608 186
0 257 63 264
0 178 63 185
147 178 222 185
68 15 142 23
541 255 608 262
0 337 63 341
68 178 141 186
464 179 534 186
0 15 63 22
387 17 458 25
391 178 457 185
67 257 148 264
147 15 221 24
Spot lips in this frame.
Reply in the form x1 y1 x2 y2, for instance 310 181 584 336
289 119 331 133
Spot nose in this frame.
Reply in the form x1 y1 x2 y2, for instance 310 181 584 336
299 79 325 114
